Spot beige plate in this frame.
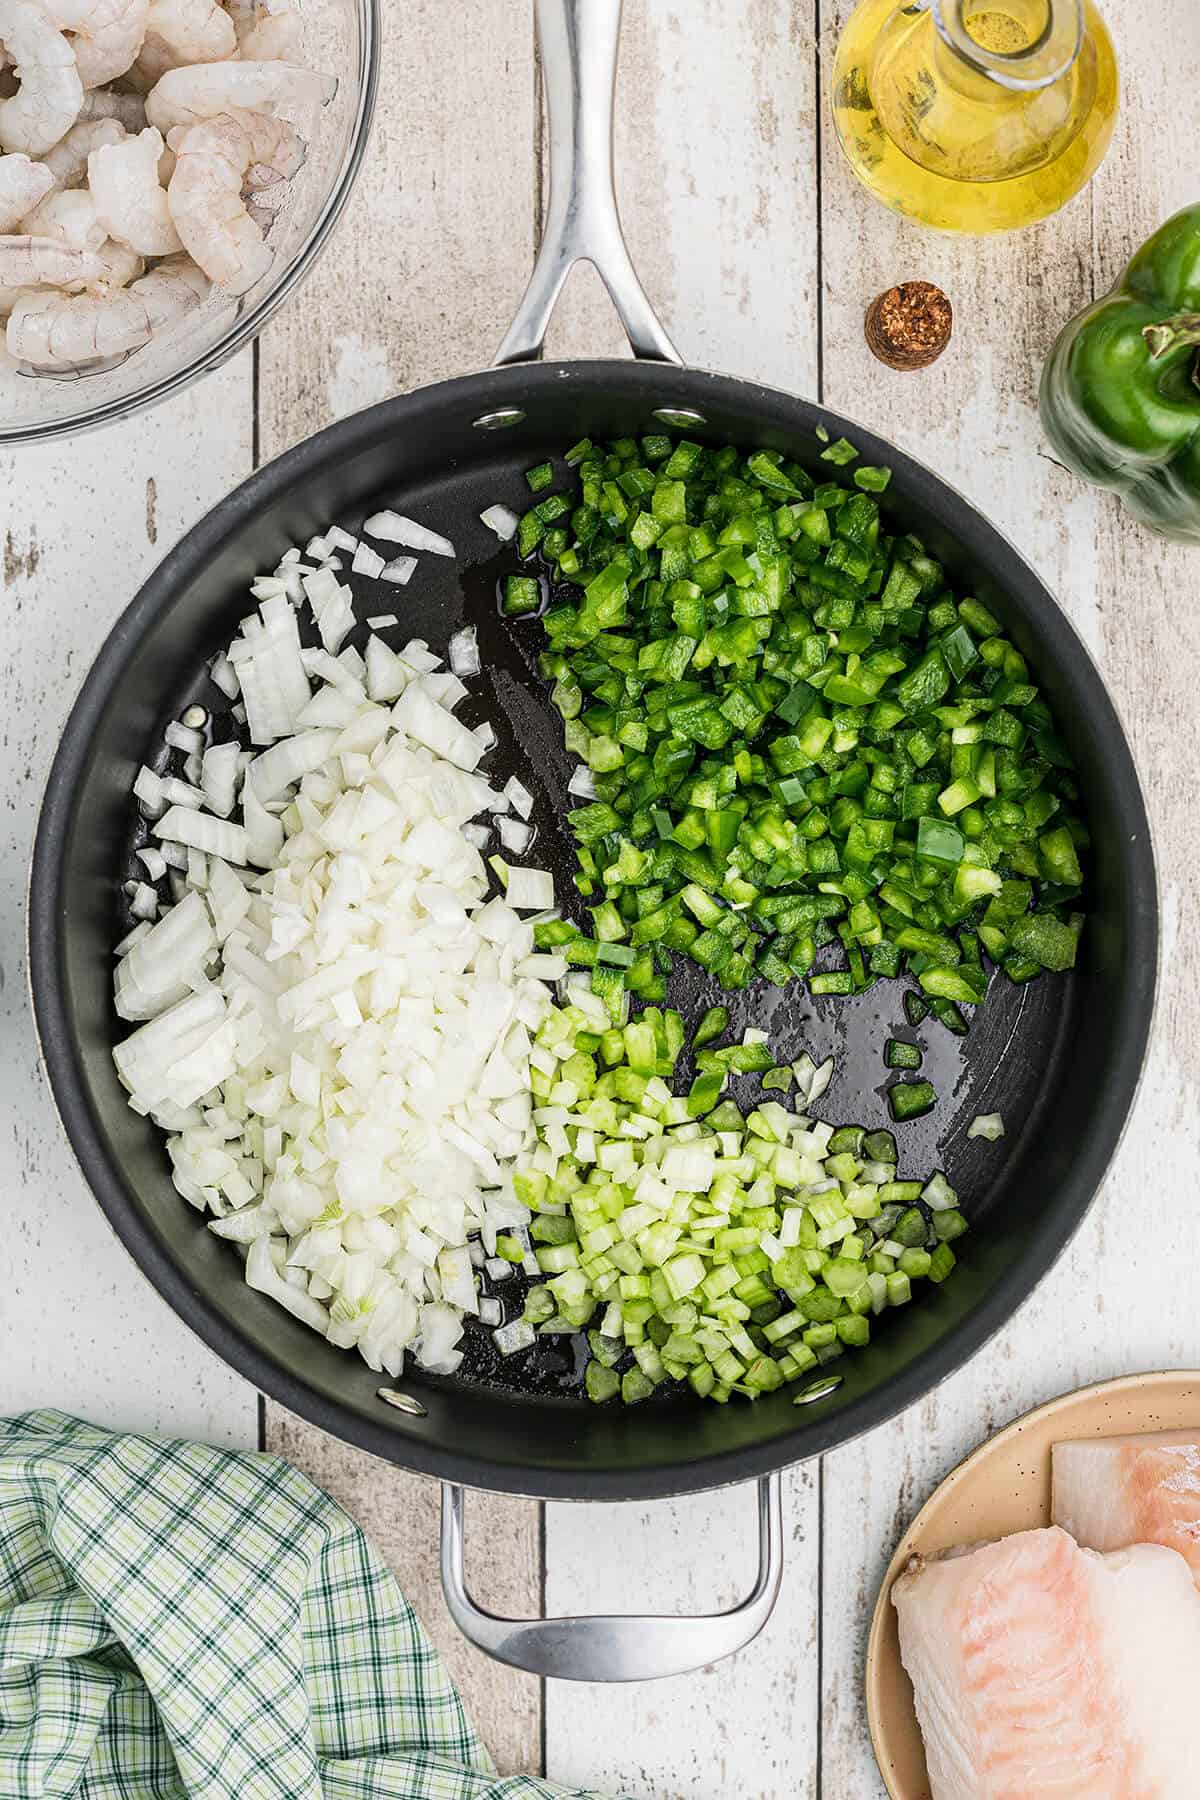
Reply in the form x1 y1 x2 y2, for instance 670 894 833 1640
865 1370 1200 1799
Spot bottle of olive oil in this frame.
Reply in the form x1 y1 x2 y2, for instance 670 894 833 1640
831 0 1118 233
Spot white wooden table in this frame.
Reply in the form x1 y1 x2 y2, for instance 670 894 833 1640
5 4 1199 1793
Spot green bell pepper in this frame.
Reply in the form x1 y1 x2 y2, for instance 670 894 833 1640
1040 205 1200 542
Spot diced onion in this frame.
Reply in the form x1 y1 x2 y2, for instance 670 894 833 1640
397 639 440 673
161 776 205 809
136 846 167 882
154 806 247 865
165 721 205 755
449 627 480 677
363 510 455 557
493 1319 535 1356
504 777 533 819
504 867 555 911
129 882 158 921
480 504 520 541
380 557 417 586
112 530 570 1383
808 1057 835 1103
133 766 165 817
247 729 339 803
115 919 153 956
158 839 188 871
352 542 385 578
393 681 484 772
210 654 240 699
200 740 241 818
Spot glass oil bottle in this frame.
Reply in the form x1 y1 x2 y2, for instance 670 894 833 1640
831 0 1119 233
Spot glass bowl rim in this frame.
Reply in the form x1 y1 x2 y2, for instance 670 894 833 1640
0 0 382 448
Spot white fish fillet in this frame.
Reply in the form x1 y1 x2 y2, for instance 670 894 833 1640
893 1525 1200 1799
1053 1431 1200 1583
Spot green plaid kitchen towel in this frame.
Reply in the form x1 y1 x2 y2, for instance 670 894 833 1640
0 1410 622 1800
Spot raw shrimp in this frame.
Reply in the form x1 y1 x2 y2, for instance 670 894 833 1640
44 0 148 88
89 124 180 253
0 150 52 228
42 114 124 186
0 232 102 284
146 58 335 133
90 234 142 287
0 0 84 157
241 184 274 233
21 184 105 248
134 0 233 89
166 105 301 293
8 282 150 359
6 245 205 363
131 248 206 325
78 85 145 128
226 0 300 63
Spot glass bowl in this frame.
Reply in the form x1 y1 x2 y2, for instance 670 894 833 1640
0 0 379 444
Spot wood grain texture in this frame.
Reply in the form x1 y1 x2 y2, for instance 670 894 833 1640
816 4 1200 1793
266 1406 541 1777
255 0 544 1773
0 364 258 1449
7 3 1198 1797
544 0 821 393
542 7 822 1797
256 0 539 452
544 1468 820 1800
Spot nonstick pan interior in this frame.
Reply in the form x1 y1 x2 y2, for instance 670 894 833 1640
30 360 1156 1499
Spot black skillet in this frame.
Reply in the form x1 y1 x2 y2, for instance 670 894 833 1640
28 0 1156 1682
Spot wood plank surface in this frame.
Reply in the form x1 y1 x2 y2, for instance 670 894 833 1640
815 4 1200 1793
0 364 258 1450
544 0 822 392
543 6 823 1796
254 0 545 1774
6 2 1199 1797
256 0 541 454
544 1468 820 1800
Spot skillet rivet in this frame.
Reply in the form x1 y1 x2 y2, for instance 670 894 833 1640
793 1375 844 1407
473 408 526 431
377 1388 428 1418
652 406 707 429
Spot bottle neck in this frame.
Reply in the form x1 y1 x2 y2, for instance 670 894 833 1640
930 0 1084 90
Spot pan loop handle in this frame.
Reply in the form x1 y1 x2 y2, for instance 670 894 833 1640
494 0 682 369
440 1472 783 1683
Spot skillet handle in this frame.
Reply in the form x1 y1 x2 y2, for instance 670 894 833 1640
494 0 681 368
440 1472 783 1682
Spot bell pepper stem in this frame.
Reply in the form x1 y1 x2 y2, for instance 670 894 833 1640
1142 313 1200 359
